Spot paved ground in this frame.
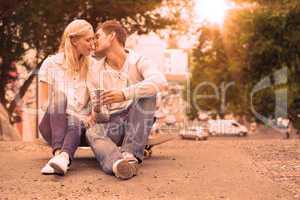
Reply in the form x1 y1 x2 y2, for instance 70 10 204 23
0 127 299 200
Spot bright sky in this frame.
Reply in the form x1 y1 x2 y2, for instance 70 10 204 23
195 0 234 25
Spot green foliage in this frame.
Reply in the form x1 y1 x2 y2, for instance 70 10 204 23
0 0 174 109
186 0 300 120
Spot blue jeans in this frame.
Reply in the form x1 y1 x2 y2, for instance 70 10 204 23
38 91 85 160
86 96 156 174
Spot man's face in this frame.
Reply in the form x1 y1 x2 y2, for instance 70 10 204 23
94 29 112 54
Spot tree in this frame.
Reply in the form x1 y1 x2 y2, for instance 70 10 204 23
0 0 181 140
185 25 229 119
241 0 300 119
186 0 300 121
0 0 176 117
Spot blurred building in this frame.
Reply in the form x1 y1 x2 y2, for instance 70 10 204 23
127 33 189 125
126 32 189 78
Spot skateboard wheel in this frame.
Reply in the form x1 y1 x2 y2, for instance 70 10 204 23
148 149 152 157
144 149 153 157
144 149 149 157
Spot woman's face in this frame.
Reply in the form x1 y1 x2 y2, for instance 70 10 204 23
73 30 95 57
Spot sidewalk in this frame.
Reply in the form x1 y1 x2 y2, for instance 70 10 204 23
0 138 297 200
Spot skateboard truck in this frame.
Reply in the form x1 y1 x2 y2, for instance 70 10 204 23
143 134 177 158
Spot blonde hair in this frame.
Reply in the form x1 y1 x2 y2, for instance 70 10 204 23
59 19 93 80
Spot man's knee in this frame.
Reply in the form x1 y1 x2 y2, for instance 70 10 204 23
134 96 156 113
85 124 106 143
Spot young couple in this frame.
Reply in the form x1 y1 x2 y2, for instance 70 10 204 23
38 19 167 180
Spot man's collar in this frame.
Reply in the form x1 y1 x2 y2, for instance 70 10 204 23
103 48 130 67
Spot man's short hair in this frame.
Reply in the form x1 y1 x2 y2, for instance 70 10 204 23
97 20 127 47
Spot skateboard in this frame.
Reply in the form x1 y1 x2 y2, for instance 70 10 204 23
144 134 177 158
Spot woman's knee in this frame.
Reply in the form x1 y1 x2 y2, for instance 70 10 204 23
48 92 67 113
38 125 52 145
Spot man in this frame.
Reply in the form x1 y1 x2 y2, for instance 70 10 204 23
86 20 167 180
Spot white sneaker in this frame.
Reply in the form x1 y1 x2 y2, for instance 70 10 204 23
41 163 55 175
41 161 70 175
48 152 70 175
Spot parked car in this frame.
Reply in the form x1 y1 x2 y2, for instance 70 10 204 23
276 117 290 129
180 126 208 141
208 120 248 136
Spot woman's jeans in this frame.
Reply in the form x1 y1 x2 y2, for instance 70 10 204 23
38 91 85 160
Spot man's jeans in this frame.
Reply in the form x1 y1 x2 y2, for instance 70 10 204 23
38 91 85 160
86 96 156 174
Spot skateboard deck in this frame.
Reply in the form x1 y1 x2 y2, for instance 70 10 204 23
144 134 177 157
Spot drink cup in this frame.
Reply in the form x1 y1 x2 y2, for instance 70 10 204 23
91 88 110 123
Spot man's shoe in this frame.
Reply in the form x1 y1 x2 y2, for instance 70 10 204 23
112 158 138 180
122 152 138 163
48 152 70 175
122 152 139 175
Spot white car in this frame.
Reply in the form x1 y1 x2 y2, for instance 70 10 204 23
180 126 208 140
208 120 248 136
276 117 290 129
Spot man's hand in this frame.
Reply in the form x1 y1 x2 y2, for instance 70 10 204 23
100 90 126 105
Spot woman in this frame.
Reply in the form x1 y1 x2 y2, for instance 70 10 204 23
38 19 95 175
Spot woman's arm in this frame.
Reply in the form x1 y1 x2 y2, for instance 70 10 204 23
38 81 51 111
38 56 54 111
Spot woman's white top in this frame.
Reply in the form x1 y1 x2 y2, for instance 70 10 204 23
39 53 90 120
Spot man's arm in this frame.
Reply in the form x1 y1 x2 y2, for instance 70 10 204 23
100 57 168 105
122 57 168 100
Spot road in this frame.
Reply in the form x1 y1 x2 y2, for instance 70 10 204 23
0 127 299 200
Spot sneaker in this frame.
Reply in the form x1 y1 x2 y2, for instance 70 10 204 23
41 163 55 175
112 158 138 180
122 152 139 175
122 152 138 164
41 162 71 175
48 152 70 175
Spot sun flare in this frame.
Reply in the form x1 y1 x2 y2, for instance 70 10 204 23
195 0 233 25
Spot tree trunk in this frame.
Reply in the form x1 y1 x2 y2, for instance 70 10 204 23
0 59 10 109
0 103 21 141
7 58 45 117
7 69 38 116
